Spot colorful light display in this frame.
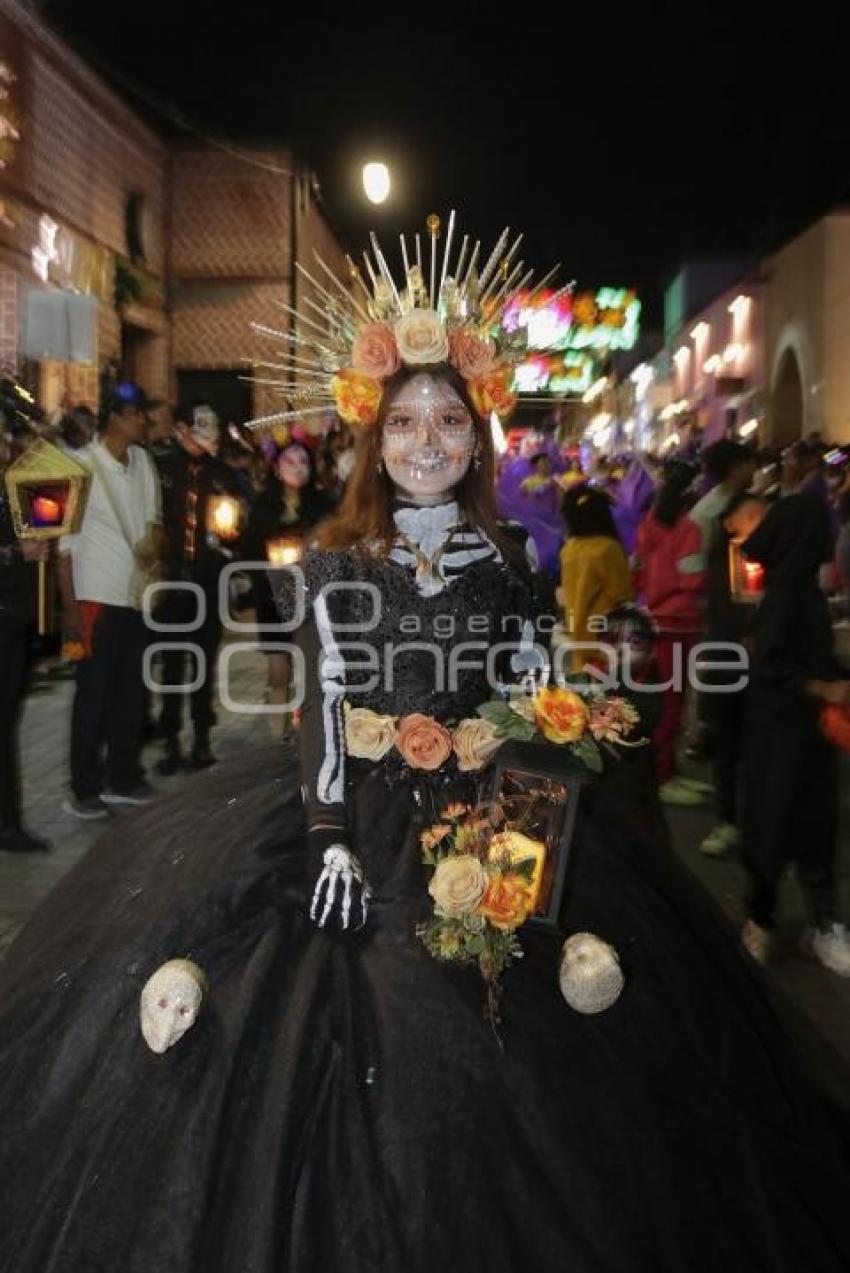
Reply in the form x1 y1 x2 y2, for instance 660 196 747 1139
504 287 641 398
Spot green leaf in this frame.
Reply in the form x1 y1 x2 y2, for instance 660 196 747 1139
513 857 537 883
476 700 515 729
572 735 604 774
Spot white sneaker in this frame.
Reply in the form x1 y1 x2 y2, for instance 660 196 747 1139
742 919 773 966
700 822 741 857
659 778 705 807
803 923 850 978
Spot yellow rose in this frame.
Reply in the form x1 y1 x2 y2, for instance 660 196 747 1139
477 871 534 931
428 855 489 918
345 707 397 761
330 368 383 427
452 718 504 772
394 309 449 367
533 686 589 745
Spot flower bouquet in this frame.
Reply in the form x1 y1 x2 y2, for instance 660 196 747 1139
417 799 554 1028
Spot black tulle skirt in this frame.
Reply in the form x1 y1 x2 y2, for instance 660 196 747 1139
1 744 849 1273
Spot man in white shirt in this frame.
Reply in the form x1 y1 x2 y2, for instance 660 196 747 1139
57 383 163 818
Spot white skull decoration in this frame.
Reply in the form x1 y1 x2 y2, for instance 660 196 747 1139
140 958 208 1053
558 933 624 1015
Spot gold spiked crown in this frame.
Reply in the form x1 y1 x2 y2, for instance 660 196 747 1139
245 213 562 432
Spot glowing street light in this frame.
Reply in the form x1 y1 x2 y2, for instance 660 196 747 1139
362 161 391 205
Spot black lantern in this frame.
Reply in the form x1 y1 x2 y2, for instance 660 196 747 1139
487 740 586 932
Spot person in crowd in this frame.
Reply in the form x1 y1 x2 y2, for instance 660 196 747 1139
559 486 632 673
686 440 756 761
57 382 162 819
317 424 356 508
497 445 565 577
633 461 707 806
836 489 850 611
242 438 330 736
0 431 51 852
58 405 97 453
698 492 767 856
690 440 757 555
739 493 850 973
155 404 244 775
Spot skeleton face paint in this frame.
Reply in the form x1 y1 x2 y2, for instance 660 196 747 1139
277 444 310 490
381 373 475 503
140 959 207 1054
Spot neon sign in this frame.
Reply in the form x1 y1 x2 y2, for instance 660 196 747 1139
503 287 641 356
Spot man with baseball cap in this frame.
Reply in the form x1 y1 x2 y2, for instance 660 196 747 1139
57 381 163 818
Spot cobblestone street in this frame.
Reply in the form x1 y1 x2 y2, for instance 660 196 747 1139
2 640 850 1067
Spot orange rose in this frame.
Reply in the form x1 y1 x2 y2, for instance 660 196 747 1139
477 871 534 930
395 713 453 771
468 365 518 422
330 369 383 427
351 323 400 380
449 328 499 380
533 686 589 745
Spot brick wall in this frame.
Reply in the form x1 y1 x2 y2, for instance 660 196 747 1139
170 146 292 278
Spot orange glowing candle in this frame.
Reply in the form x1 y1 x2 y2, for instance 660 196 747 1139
267 536 302 567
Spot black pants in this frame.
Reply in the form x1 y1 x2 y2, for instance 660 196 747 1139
704 683 747 826
70 606 148 799
157 584 222 739
742 702 838 930
0 616 28 829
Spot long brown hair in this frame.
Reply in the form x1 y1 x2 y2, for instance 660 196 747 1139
318 367 504 554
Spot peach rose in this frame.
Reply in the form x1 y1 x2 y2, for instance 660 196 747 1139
468 365 518 421
330 369 383 427
429 855 489 918
351 323 400 380
477 871 534 931
452 718 504 772
394 309 449 367
449 328 499 380
345 707 397 761
395 713 453 770
533 687 589 745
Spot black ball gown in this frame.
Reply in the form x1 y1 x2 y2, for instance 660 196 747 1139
1 501 849 1273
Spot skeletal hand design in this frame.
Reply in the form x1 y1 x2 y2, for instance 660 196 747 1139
310 845 371 931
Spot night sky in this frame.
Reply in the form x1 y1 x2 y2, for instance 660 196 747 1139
42 3 850 326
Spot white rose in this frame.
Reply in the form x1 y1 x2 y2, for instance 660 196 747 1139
345 708 397 761
428 855 489 918
452 718 504 772
394 309 450 367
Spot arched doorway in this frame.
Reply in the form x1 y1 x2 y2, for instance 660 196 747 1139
772 347 804 446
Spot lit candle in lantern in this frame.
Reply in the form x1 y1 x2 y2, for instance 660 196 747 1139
729 542 765 603
31 494 63 526
267 536 303 567
207 495 241 541
489 829 547 913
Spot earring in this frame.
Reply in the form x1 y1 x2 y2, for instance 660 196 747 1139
376 458 384 475
472 445 482 472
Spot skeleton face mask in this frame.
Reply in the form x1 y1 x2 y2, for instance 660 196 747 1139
277 444 311 490
381 373 475 503
140 959 207 1053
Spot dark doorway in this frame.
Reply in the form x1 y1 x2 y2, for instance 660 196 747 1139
771 348 804 447
176 369 254 426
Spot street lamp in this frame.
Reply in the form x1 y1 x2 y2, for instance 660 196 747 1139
362 161 390 205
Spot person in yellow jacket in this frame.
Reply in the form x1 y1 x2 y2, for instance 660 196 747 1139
559 486 633 672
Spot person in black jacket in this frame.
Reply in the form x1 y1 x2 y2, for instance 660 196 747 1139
155 405 244 774
698 492 766 858
0 458 50 853
740 493 850 973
